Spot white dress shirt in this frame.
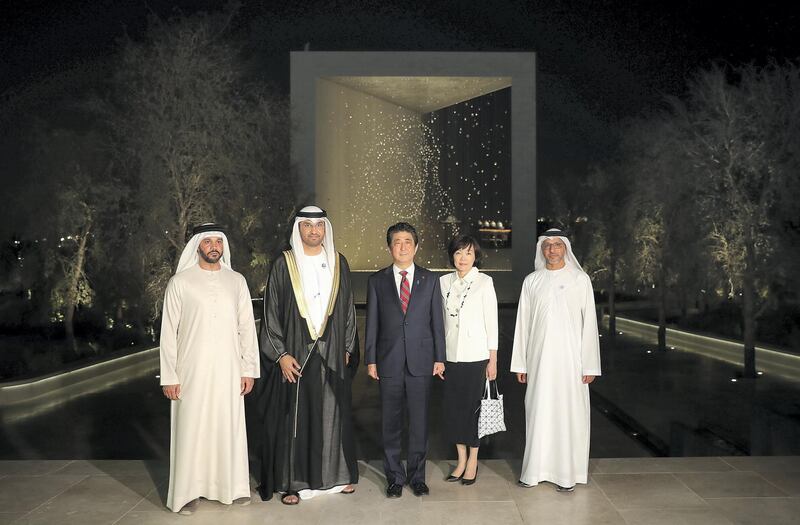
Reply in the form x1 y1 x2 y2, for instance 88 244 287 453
439 267 499 362
392 263 415 298
300 252 332 332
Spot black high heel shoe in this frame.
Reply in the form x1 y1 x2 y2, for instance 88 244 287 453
446 468 465 482
461 465 478 485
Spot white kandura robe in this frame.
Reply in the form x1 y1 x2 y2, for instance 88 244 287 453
159 265 260 512
510 265 601 487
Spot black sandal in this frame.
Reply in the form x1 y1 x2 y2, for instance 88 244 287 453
281 491 300 505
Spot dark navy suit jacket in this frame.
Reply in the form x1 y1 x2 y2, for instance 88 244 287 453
364 264 446 377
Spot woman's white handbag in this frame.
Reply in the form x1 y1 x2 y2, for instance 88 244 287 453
478 379 506 439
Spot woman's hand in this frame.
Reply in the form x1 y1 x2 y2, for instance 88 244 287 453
486 360 497 380
486 350 498 380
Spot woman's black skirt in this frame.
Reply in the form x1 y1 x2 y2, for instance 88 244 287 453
443 359 489 448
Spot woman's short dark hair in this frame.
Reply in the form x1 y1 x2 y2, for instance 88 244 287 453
386 222 419 246
447 235 483 268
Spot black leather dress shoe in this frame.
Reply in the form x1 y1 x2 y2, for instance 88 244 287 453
411 481 430 496
386 483 403 498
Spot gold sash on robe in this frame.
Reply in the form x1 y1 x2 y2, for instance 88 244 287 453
283 250 340 340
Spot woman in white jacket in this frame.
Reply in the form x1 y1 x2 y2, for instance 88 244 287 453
440 235 499 485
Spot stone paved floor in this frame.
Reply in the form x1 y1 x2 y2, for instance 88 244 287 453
1 457 799 524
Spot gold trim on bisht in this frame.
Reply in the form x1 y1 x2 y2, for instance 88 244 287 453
283 250 341 340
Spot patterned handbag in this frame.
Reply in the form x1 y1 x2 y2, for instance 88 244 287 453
478 379 506 439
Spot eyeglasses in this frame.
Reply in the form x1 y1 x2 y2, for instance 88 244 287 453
542 242 565 251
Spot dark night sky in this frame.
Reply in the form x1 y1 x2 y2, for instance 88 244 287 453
4 0 800 97
2 0 800 191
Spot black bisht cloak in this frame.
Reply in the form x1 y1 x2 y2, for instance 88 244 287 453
255 251 359 500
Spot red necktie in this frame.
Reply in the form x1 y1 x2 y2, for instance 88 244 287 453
399 270 411 314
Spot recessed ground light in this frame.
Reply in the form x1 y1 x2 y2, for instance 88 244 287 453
670 346 675 350
757 371 764 375
646 350 652 354
730 378 738 382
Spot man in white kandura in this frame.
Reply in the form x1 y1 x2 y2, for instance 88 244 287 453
159 223 260 514
510 228 601 492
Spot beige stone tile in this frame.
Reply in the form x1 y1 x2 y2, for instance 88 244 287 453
618 508 734 525
129 480 169 512
51 459 168 479
0 513 25 525
420 501 523 525
22 475 154 521
758 471 800 496
675 471 787 499
0 460 72 476
594 457 734 474
45 496 261 525
721 456 800 473
16 505 133 525
510 480 607 503
114 511 187 525
0 474 85 514
210 494 326 525
318 489 423 525
512 482 625 525
314 469 423 524
591 474 707 510
378 505 425 525
706 497 800 525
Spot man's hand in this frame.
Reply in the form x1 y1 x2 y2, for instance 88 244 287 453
367 364 379 381
241 377 254 395
582 375 596 384
516 373 527 384
163 384 181 400
278 354 302 383
345 352 350 366
433 362 445 380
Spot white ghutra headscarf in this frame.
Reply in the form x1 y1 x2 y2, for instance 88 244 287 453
175 223 232 274
290 206 337 274
534 228 583 272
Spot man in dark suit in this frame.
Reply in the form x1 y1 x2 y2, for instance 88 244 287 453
365 222 446 498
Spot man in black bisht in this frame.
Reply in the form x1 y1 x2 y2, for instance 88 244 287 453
256 206 359 505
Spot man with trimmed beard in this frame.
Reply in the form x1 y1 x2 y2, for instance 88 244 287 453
159 223 260 514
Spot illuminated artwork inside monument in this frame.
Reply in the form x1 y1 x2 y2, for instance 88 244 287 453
316 76 512 270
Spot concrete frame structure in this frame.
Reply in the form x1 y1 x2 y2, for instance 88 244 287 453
290 51 536 302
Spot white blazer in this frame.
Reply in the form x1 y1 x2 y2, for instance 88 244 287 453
439 269 499 362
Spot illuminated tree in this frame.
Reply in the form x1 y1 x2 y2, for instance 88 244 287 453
582 163 635 343
26 124 125 352
628 119 707 351
111 5 293 318
669 62 800 377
